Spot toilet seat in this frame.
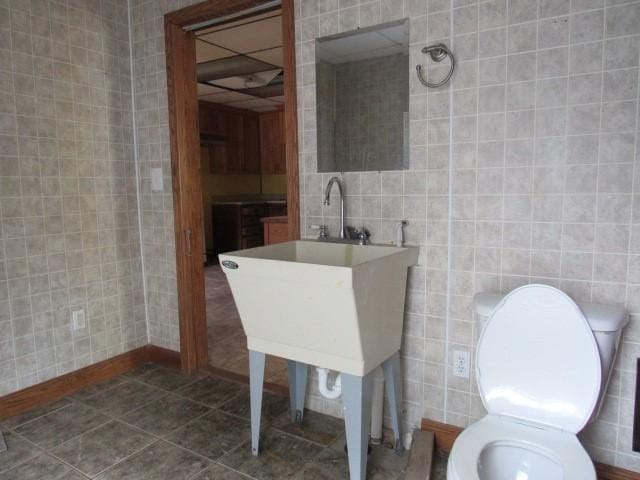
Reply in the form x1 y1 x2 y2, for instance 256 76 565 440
447 285 601 480
447 415 596 480
477 284 601 432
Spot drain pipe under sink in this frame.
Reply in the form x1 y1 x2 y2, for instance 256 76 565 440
316 366 386 444
317 367 342 399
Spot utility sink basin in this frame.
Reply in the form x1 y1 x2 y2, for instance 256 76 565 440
219 240 419 376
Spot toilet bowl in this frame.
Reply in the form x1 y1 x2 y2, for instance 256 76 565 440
447 284 626 480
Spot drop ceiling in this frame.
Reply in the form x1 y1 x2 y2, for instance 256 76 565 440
195 10 284 112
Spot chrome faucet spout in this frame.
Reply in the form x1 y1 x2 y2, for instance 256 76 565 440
324 176 345 238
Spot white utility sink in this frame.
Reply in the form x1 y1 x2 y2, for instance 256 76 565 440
219 240 419 376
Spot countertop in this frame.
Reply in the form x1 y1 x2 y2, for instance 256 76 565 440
260 215 288 224
211 194 286 206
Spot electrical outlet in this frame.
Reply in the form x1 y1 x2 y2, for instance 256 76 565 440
453 350 470 378
72 307 86 331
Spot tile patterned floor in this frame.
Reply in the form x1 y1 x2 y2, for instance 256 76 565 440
205 266 288 385
0 364 423 479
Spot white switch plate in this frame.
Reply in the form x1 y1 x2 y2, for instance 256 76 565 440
453 350 470 378
72 307 86 331
151 167 163 192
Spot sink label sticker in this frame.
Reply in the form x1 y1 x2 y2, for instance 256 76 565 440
221 260 239 270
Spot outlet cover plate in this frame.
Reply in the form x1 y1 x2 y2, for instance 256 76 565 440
453 350 470 378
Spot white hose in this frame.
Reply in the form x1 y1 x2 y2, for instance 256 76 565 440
317 367 342 399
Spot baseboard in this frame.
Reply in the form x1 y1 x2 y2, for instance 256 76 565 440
0 345 181 422
146 344 182 369
421 418 462 452
421 418 640 480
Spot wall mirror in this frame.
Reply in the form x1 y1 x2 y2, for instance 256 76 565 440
315 19 409 173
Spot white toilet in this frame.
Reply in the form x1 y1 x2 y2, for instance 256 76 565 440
447 284 628 480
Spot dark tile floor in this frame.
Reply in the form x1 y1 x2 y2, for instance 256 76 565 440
0 363 421 479
205 266 288 385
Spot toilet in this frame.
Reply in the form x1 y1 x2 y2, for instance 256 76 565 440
447 284 628 480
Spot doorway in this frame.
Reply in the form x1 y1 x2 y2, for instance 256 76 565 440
165 0 299 375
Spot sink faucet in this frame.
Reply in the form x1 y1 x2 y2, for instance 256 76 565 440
323 176 345 239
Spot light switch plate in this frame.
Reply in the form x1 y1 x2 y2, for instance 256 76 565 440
151 167 163 192
72 307 86 331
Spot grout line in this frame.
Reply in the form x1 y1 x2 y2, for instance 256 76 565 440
442 0 456 425
126 0 150 345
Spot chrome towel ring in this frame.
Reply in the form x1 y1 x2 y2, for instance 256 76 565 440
416 43 455 88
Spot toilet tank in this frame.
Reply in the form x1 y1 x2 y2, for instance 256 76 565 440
474 292 628 422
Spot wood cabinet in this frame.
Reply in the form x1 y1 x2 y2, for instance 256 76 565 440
212 202 287 254
242 114 260 174
259 109 286 174
262 217 289 245
212 203 266 255
199 101 260 175
199 103 226 136
200 102 286 175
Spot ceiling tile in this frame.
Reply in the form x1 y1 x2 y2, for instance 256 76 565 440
197 83 226 95
196 40 235 63
209 68 282 90
199 15 282 54
246 47 283 67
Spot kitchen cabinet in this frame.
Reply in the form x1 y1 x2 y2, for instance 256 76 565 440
199 102 226 136
242 114 261 174
199 101 260 175
261 216 289 245
212 202 287 255
259 109 286 174
212 203 265 254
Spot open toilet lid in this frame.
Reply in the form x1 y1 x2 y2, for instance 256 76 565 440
477 284 602 433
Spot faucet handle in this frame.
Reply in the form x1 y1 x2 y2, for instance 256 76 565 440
357 228 370 245
309 224 328 238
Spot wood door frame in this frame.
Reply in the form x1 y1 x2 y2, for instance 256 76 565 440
165 0 300 373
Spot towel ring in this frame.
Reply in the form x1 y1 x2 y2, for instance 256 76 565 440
416 43 455 88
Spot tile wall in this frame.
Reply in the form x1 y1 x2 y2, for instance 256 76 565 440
0 0 147 396
7 0 635 472
295 0 640 471
129 0 190 351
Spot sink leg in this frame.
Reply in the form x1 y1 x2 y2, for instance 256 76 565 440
249 350 266 456
0 431 6 453
342 371 373 480
287 360 308 424
382 351 404 455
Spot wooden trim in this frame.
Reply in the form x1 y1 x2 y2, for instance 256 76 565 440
165 0 272 28
596 463 640 480
0 346 181 422
633 358 640 452
281 0 300 241
146 345 182 369
164 0 300 373
421 418 640 480
420 418 462 452
165 17 208 373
